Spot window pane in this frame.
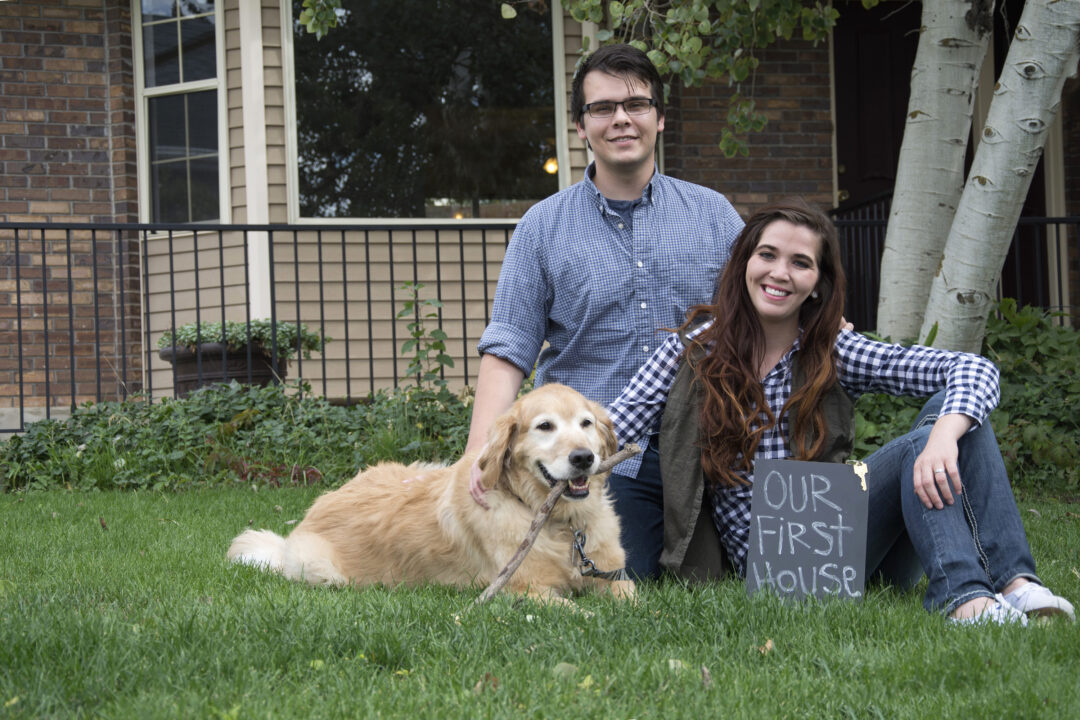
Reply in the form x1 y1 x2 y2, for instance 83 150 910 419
293 0 556 218
189 157 219 222
181 15 216 82
152 161 189 223
186 90 218 155
148 94 187 162
148 92 219 222
142 0 175 22
143 21 180 87
178 0 214 17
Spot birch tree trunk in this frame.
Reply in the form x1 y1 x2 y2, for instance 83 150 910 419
920 0 1080 352
875 0 994 341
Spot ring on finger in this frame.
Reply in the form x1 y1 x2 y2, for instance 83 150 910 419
933 468 946 474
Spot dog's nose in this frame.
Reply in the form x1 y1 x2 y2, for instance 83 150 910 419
569 448 595 471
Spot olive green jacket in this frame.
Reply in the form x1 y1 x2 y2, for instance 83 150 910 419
657 327 855 580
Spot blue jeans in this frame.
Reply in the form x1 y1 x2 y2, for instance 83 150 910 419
864 391 1040 614
608 434 664 580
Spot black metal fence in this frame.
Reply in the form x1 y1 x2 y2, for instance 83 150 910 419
832 199 1079 332
2 216 1077 433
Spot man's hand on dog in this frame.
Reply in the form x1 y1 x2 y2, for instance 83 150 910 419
469 445 490 509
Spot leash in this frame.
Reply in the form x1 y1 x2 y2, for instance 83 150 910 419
573 529 630 581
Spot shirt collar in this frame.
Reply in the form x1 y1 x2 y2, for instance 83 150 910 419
583 162 659 210
764 334 804 381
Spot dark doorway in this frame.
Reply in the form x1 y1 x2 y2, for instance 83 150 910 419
832 0 920 209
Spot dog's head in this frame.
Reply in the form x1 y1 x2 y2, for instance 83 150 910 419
476 384 618 503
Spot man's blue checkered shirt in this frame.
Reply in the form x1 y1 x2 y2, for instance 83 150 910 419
608 323 1001 575
478 165 744 476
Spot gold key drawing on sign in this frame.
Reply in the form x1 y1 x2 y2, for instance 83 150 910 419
853 461 868 492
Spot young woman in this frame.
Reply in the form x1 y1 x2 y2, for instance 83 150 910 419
608 198 1073 624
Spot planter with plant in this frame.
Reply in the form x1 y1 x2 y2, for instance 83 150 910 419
157 319 328 396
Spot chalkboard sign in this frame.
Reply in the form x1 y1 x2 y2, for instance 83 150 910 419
746 459 869 601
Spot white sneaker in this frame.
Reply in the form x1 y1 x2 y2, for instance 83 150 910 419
950 594 1029 626
1003 582 1076 621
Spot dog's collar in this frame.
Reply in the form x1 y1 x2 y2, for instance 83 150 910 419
572 528 630 582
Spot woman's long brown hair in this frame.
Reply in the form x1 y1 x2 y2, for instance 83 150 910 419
680 198 846 488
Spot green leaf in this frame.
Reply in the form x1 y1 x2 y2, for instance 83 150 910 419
500 3 517 19
922 322 938 348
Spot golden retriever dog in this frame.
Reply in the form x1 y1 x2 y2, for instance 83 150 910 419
227 383 635 605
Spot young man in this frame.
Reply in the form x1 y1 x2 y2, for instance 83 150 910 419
466 44 744 579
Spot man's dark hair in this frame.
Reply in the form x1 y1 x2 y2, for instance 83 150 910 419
570 43 665 125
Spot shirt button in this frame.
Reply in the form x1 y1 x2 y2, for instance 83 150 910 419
636 261 644 268
640 302 647 309
642 345 649 353
617 222 625 230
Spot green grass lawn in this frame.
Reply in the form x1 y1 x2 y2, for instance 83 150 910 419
2 487 1078 719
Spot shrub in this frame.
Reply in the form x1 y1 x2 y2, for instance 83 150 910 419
4 301 1077 494
157 319 328 361
853 300 1080 491
0 381 470 493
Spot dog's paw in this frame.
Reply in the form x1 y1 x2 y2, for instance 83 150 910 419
608 578 637 602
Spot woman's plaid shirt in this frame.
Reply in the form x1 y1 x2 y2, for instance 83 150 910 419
607 323 1000 576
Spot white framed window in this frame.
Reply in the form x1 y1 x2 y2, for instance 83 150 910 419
282 0 563 221
133 0 228 223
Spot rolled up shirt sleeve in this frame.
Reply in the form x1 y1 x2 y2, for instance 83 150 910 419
835 328 1000 426
476 222 549 375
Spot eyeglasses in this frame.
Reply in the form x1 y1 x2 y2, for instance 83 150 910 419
582 97 657 119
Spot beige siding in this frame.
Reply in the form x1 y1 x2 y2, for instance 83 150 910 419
270 228 507 398
262 0 289 222
142 230 251 396
224 0 246 223
142 227 510 401
563 14 590 182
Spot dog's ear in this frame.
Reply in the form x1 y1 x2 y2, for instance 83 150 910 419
477 411 517 491
592 401 619 462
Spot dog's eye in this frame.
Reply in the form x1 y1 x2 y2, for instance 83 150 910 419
536 421 553 432
581 419 593 428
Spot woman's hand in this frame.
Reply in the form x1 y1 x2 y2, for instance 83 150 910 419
912 414 972 510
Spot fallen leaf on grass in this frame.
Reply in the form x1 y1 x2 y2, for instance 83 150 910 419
472 673 499 694
758 639 774 655
1072 567 1080 581
552 662 578 680
1027 508 1042 517
577 675 595 690
701 665 713 689
99 516 108 531
667 659 686 673
4 697 18 708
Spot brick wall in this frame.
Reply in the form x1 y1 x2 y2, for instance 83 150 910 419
0 0 136 223
663 38 835 218
0 0 141 420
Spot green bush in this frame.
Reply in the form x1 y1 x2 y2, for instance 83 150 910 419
0 381 471 493
4 301 1078 494
853 299 1080 491
983 300 1080 489
157 319 328 361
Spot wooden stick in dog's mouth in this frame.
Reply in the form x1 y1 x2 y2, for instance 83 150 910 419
474 443 642 606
